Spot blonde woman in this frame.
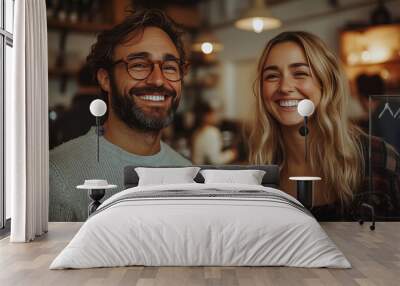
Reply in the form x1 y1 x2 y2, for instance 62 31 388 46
249 31 400 220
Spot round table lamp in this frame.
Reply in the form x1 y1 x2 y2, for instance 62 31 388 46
297 99 315 161
297 99 315 117
90 99 107 117
89 99 107 162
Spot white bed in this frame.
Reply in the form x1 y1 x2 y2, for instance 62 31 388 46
50 182 351 269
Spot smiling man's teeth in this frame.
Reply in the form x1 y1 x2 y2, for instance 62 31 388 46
140 95 165 102
279 100 300 107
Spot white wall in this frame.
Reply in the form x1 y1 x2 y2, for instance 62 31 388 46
219 59 258 122
213 0 400 121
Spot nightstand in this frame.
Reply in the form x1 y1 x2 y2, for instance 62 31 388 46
77 180 117 216
289 176 321 209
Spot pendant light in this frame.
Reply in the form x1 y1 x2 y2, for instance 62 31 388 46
235 0 281 33
192 30 223 54
192 0 223 55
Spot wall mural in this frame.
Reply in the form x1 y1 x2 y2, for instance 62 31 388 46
47 4 400 222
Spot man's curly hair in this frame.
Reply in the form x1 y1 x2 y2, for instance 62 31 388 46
86 9 186 102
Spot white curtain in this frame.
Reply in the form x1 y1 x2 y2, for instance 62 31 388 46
7 0 49 242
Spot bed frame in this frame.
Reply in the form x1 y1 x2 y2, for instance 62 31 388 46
124 165 280 189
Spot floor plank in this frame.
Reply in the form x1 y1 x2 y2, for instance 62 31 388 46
0 222 399 286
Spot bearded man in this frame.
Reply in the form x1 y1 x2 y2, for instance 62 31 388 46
50 10 191 222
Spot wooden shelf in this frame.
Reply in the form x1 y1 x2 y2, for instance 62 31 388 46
47 19 112 33
344 59 400 68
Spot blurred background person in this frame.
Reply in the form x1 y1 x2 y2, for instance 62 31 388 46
354 73 385 132
192 102 237 164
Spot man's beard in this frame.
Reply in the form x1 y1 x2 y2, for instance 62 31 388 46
109 77 179 132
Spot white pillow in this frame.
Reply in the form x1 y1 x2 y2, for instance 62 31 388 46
200 169 266 185
135 167 201 186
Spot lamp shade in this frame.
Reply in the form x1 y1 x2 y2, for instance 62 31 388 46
90 99 107 117
235 0 281 33
297 99 315 117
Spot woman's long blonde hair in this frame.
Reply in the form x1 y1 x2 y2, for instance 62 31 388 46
248 31 364 206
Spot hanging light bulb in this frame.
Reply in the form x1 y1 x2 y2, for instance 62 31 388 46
201 42 214 54
252 18 264 33
235 0 281 33
192 31 223 54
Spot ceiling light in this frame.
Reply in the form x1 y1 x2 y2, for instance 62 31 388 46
192 30 223 54
201 42 214 54
235 0 281 33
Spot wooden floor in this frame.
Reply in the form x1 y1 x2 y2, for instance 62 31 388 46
0 222 399 286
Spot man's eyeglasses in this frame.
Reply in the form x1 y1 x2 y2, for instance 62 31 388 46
110 57 188 82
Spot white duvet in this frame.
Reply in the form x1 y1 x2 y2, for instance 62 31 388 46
50 183 351 269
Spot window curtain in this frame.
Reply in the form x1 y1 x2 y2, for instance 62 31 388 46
7 0 49 242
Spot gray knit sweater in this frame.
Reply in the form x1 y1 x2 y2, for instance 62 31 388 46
49 128 191 222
